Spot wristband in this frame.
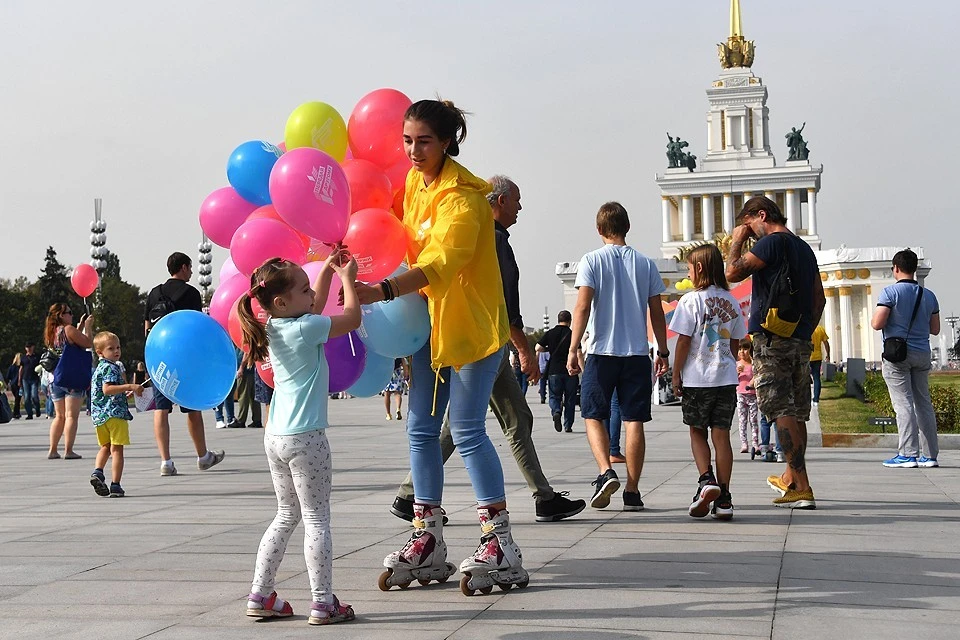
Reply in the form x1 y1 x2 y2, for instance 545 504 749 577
657 350 670 358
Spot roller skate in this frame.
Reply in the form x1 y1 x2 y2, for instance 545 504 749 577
379 503 457 591
459 507 529 595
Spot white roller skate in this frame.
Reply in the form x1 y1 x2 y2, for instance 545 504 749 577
459 507 529 595
379 504 457 591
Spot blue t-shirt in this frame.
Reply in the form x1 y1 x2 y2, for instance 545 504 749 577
266 314 333 436
748 232 819 340
575 244 666 356
877 280 939 352
91 360 133 427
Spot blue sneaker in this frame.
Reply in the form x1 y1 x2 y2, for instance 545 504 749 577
918 456 939 468
882 455 918 468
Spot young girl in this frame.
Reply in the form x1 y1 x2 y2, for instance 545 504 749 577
670 245 747 521
383 357 408 421
736 339 761 456
237 250 359 626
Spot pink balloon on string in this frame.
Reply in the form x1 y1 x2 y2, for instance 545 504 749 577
199 187 258 248
71 264 99 298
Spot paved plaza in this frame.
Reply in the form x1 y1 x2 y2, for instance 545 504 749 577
1 396 958 639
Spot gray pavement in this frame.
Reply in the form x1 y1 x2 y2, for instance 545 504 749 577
1 396 958 639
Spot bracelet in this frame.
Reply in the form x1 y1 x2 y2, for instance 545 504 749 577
379 280 393 302
657 350 670 358
390 278 400 299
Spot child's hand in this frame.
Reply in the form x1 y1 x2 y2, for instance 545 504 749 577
333 256 358 282
737 363 744 374
323 246 346 272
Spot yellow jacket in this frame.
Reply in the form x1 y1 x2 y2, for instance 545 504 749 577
403 157 509 371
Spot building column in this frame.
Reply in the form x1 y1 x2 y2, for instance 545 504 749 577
722 193 734 232
681 195 694 242
787 189 802 233
807 189 818 236
740 115 748 150
701 195 714 240
764 190 775 201
823 287 837 359
864 284 875 363
838 286 854 364
661 196 671 243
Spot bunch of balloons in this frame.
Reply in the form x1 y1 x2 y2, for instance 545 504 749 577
185 88 431 400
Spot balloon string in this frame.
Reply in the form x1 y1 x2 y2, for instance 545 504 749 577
348 332 356 357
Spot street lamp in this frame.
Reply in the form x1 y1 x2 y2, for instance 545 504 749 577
88 198 107 310
197 236 214 302
946 314 959 360
543 306 550 331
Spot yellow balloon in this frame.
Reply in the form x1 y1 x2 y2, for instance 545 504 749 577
284 101 348 162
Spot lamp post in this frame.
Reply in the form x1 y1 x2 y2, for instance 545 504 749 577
197 236 214 305
88 198 107 312
543 306 550 331
946 314 959 360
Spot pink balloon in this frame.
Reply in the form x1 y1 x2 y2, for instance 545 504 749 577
342 208 407 281
302 261 343 317
209 273 249 329
342 159 393 213
219 257 241 285
348 88 412 170
230 218 307 276
384 156 413 195
256 357 275 388
199 187 259 248
71 264 99 298
269 147 351 244
246 204 311 250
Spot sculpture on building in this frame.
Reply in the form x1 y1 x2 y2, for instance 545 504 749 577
785 123 810 161
666 133 697 171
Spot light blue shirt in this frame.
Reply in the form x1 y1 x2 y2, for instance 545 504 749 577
877 280 939 353
266 314 333 436
575 244 666 357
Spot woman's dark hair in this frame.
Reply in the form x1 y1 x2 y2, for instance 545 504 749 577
237 258 301 367
44 303 70 348
404 99 468 156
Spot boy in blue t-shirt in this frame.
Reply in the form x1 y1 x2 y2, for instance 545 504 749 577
568 202 670 512
90 332 145 498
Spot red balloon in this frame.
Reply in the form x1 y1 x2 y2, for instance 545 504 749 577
230 218 307 276
71 264 99 298
342 159 393 213
227 301 246 351
342 208 407 282
256 357 275 388
384 156 412 195
348 88 412 170
391 187 405 221
246 205 311 251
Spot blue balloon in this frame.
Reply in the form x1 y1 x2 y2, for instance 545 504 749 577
226 140 282 206
145 310 237 410
347 351 396 397
358 293 430 358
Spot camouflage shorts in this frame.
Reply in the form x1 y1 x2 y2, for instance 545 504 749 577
681 385 738 429
752 334 813 422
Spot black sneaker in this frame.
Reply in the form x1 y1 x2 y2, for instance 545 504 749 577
623 491 644 511
226 420 245 428
108 483 125 498
688 471 721 518
589 469 621 509
536 491 586 522
552 413 562 432
390 496 448 524
90 471 109 497
763 451 777 463
712 491 734 521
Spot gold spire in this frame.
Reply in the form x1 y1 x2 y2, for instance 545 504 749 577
718 0 755 69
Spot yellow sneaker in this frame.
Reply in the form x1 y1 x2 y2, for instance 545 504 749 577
766 475 791 496
773 488 816 510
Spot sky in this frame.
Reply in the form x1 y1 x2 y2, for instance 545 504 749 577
2 1 959 335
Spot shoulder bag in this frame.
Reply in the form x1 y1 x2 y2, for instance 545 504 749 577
52 328 93 390
882 286 923 363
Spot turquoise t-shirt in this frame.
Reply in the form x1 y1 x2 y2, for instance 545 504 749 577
266 314 333 436
91 360 133 427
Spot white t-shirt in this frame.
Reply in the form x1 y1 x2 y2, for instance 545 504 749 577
575 244 666 356
266 314 333 436
668 285 747 387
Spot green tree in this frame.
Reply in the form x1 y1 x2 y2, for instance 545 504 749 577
96 250 147 366
37 246 76 307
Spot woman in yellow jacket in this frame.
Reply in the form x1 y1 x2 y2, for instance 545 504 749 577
356 99 528 595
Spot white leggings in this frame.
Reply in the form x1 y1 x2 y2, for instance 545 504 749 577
251 429 333 604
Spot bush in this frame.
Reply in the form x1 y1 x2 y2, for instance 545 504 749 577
834 371 846 391
865 370 958 432
863 372 892 416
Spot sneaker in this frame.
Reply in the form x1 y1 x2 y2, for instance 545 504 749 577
215 420 226 429
776 452 786 463
198 450 225 471
385 413 392 421
160 461 178 477
226 420 244 428
767 475 791 496
689 472 721 518
763 451 777 463
712 492 734 520
553 413 562 432
918 456 939 468
248 422 263 429
109 483 125 498
622 491 644 511
609 453 627 464
773 488 816 509
90 471 109 497
536 491 587 522
883 455 918 468
564 427 573 433
589 469 621 509
396 411 402 421
389 496 448 524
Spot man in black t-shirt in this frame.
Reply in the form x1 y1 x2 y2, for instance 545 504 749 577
537 310 577 433
145 252 224 477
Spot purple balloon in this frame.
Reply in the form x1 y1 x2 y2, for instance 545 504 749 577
325 331 366 392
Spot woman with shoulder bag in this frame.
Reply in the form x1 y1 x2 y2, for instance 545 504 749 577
45 303 94 460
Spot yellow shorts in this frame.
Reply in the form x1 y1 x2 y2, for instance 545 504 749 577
96 418 130 447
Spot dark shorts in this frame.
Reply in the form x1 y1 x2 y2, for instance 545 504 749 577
681 385 737 429
580 355 652 423
153 388 199 414
752 333 813 422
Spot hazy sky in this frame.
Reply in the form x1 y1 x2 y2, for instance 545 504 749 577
2 1 958 334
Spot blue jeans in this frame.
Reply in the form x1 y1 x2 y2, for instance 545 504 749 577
22 378 40 417
538 374 548 401
407 343 506 505
515 370 529 395
759 414 782 452
605 390 622 455
810 361 822 403
548 374 578 430
215 394 236 423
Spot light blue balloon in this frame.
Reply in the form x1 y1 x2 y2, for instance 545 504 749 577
226 140 282 206
346 351 396 398
358 293 430 358
145 310 237 410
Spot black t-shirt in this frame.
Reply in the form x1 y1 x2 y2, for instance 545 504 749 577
494 221 523 330
748 232 819 340
20 353 41 381
538 325 573 376
144 278 203 325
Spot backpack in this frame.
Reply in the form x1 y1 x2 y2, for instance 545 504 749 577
147 283 182 326
759 234 802 338
0 393 11 424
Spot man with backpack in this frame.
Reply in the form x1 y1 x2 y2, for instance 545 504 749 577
144 252 224 476
725 196 824 510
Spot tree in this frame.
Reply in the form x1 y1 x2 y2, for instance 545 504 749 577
96 250 147 365
37 246 75 306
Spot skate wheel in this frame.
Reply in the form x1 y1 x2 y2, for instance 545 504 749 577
498 583 512 592
378 570 392 592
418 578 432 586
397 580 411 590
479 585 493 595
460 575 475 596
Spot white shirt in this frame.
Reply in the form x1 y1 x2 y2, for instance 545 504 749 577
668 285 747 387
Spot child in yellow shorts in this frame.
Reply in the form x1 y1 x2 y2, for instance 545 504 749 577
90 332 144 498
